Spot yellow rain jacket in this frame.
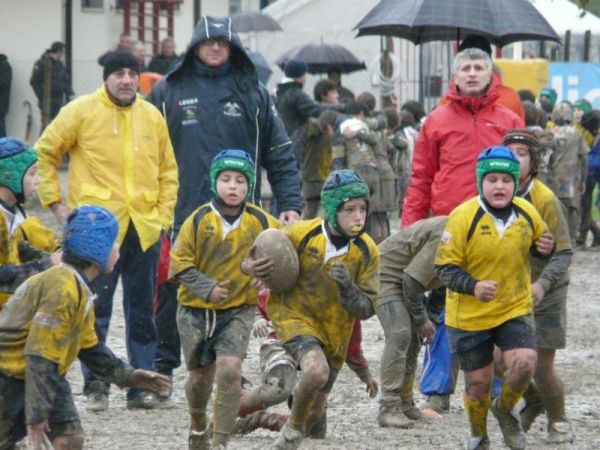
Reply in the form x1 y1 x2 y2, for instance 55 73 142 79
436 197 547 331
170 202 280 310
35 86 179 250
0 264 98 379
267 219 379 370
0 210 60 307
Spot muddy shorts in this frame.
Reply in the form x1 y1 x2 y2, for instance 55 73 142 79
0 372 82 447
446 315 536 372
282 335 339 393
259 338 297 382
177 304 254 370
534 283 567 349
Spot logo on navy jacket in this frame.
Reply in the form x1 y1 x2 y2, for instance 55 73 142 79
179 98 199 126
223 102 242 117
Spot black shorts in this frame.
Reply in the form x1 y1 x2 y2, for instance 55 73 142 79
177 304 254 370
446 315 536 372
282 335 339 393
0 372 82 447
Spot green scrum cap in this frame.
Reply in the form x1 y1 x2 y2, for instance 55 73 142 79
476 146 521 198
321 169 370 233
209 149 256 201
0 137 38 204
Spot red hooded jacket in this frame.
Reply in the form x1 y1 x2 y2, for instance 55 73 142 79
401 76 524 227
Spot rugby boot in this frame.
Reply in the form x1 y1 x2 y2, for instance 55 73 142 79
377 406 415 429
421 394 450 413
401 401 423 421
491 398 526 450
465 435 490 450
273 423 304 450
188 427 210 450
544 421 575 444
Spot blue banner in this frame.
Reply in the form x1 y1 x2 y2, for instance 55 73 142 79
549 63 600 108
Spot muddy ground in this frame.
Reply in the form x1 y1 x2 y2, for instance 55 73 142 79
19 201 600 449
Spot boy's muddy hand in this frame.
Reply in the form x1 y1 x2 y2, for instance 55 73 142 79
365 378 379 398
27 421 52 450
127 369 172 397
329 263 352 290
208 281 230 304
474 280 497 302
532 281 545 305
535 230 554 256
417 319 436 344
252 317 270 338
243 256 274 279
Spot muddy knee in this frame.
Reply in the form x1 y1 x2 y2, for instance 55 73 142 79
52 432 85 450
263 365 295 404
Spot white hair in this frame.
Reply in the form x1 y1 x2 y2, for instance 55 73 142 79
452 48 492 75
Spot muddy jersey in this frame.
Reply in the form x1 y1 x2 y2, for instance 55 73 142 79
170 201 280 310
0 207 60 307
0 264 97 379
267 218 379 370
521 179 571 287
436 197 547 331
378 216 447 305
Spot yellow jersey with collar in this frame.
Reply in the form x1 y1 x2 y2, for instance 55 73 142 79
267 218 379 370
0 210 60 308
0 264 98 379
436 196 547 331
170 202 280 310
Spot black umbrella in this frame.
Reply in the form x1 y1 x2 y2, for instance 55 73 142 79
231 10 282 33
354 0 560 47
276 43 366 74
247 50 273 84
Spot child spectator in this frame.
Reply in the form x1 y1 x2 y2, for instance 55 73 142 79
266 169 379 449
0 137 60 310
168 150 280 449
0 205 170 450
548 101 588 245
435 147 554 450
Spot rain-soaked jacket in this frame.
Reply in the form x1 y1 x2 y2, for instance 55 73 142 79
147 16 301 229
35 86 179 251
401 76 523 227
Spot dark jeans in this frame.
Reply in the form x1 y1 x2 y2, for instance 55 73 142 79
154 280 181 375
82 223 161 400
0 116 5 138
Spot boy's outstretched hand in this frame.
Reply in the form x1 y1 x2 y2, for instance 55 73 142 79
365 378 379 398
27 421 51 450
127 369 172 398
535 230 554 256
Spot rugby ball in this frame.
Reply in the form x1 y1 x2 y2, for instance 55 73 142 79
251 229 299 293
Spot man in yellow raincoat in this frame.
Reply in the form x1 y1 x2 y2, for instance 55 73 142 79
35 50 178 411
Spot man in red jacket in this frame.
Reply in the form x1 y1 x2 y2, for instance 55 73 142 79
401 47 524 228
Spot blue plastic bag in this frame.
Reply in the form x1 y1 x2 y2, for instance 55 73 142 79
420 310 454 396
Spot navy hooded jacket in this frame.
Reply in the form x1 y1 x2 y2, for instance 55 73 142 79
148 16 301 229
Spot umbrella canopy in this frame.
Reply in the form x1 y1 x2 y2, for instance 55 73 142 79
231 10 283 33
247 50 273 84
276 43 366 74
354 0 561 47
